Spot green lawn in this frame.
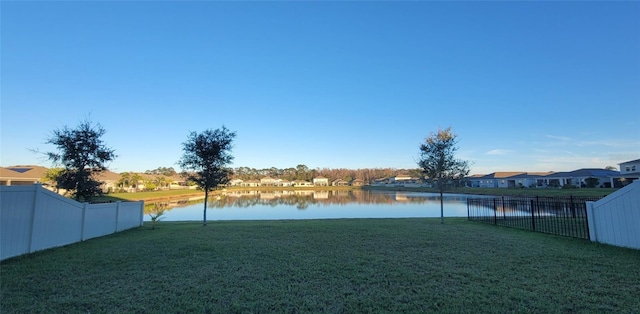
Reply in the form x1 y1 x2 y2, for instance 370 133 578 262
2 219 638 313
94 189 205 202
93 186 617 203
367 186 617 198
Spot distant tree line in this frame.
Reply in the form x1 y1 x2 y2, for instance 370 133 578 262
231 164 423 183
144 167 177 177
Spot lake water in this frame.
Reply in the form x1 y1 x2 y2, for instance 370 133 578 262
144 190 485 222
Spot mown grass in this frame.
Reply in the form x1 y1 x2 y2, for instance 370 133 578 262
472 216 590 239
2 219 638 313
94 189 205 202
94 186 616 203
368 186 616 198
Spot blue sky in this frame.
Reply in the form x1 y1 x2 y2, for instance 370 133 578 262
2 1 639 175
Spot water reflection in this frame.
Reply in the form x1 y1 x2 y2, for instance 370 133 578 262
145 190 479 222
209 190 470 209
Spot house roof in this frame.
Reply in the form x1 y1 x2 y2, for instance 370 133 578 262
95 170 122 181
0 166 173 183
0 165 49 180
619 159 640 165
477 172 526 179
508 172 555 179
544 168 619 178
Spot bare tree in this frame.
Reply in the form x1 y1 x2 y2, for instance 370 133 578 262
178 126 236 226
417 127 470 224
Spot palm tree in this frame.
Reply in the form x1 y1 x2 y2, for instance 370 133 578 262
130 173 143 192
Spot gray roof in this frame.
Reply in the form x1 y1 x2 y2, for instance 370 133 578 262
544 168 619 178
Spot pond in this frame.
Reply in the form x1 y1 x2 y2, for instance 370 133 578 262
144 190 485 222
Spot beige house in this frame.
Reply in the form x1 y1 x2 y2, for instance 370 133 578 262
332 179 349 186
260 176 276 186
240 180 260 187
275 179 293 187
0 165 48 186
1 165 123 193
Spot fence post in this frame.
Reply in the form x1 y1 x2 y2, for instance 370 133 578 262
81 202 88 241
27 184 42 254
467 199 470 220
570 195 576 218
139 201 144 226
493 198 497 225
585 201 596 242
530 199 536 231
115 201 121 232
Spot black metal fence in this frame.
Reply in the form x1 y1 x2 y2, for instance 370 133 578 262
467 195 604 239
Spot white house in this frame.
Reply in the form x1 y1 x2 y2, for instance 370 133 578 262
615 159 640 186
620 159 640 174
313 177 329 186
274 179 293 187
293 180 313 187
389 175 413 184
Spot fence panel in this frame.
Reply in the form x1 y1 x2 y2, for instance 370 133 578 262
116 201 145 231
83 203 119 240
1 185 144 261
468 195 603 239
587 180 640 249
30 189 85 252
0 187 36 260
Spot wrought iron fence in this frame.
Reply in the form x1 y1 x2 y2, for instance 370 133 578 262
467 195 605 239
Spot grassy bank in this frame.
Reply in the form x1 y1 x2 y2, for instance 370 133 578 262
365 186 616 198
97 185 616 204
2 219 638 313
94 189 206 203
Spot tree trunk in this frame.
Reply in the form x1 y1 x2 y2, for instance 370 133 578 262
203 190 208 226
440 191 444 224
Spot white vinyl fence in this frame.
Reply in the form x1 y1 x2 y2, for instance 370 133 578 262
1 184 144 261
586 180 640 250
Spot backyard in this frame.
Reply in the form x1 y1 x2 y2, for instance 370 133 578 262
2 218 638 313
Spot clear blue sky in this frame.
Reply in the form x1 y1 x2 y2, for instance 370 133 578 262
2 1 639 175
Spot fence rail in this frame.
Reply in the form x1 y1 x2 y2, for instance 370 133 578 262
467 195 604 239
